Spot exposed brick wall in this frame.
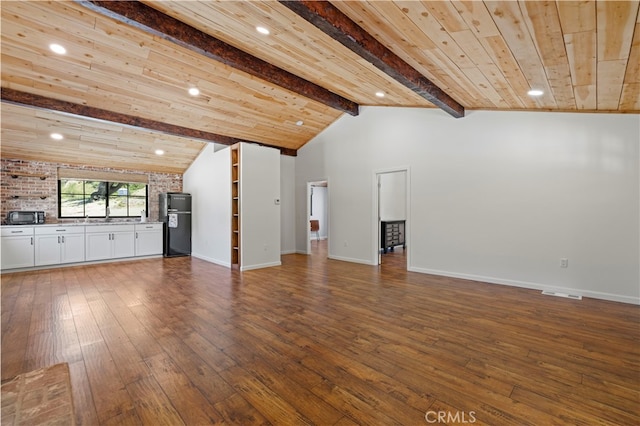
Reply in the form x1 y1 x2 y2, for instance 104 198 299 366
1 159 182 224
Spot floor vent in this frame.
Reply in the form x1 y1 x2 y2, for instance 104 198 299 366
542 290 582 300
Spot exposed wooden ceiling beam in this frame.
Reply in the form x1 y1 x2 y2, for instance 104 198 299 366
279 1 465 118
1 88 297 156
77 0 359 117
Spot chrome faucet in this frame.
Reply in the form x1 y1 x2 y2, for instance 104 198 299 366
105 206 110 221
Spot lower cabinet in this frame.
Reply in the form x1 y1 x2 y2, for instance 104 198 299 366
1 223 162 271
85 225 135 261
35 226 85 266
1 227 35 269
135 223 163 256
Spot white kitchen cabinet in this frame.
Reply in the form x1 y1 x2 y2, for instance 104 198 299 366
1 226 35 270
135 223 163 256
85 224 135 261
35 226 85 266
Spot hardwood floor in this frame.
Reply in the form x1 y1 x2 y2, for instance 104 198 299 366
1 249 639 425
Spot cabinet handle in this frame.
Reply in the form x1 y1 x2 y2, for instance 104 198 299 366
10 230 24 234
58 236 61 244
31 237 33 245
136 232 138 238
62 236 65 243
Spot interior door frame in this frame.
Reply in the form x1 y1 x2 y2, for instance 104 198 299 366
373 167 410 267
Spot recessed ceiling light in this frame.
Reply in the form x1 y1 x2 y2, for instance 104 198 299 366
49 43 66 55
188 87 200 96
527 89 544 97
296 120 304 126
155 149 165 156
50 133 63 140
256 26 270 35
375 91 385 98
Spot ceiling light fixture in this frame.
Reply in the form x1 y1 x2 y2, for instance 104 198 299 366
375 91 385 98
155 149 165 156
256 26 270 35
296 120 304 126
188 87 200 96
50 133 64 140
49 43 66 55
527 89 544 97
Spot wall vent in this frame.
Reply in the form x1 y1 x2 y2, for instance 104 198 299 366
541 290 582 300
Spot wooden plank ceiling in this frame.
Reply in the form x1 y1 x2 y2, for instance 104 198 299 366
1 1 638 174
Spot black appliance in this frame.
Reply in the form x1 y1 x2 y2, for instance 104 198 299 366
7 211 45 225
159 193 192 257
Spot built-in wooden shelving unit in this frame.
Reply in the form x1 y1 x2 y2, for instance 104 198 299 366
231 144 240 267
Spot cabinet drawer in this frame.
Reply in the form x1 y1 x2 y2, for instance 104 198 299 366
35 226 84 235
1 227 34 236
85 224 135 233
135 223 163 231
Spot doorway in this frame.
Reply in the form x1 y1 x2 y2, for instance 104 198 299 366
307 180 328 256
376 169 408 268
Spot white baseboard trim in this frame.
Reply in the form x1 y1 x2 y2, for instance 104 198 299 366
191 253 230 268
408 266 640 305
281 250 297 255
240 261 282 271
328 255 377 266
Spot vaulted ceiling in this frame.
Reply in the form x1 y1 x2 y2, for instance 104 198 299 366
2 1 638 174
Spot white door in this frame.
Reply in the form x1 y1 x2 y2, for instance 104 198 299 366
1 235 34 269
35 234 61 266
86 232 112 261
112 231 135 259
61 233 85 263
136 229 162 256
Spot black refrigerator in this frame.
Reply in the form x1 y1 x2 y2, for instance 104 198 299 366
159 192 192 257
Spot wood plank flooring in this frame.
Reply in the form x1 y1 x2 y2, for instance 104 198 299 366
2 243 639 425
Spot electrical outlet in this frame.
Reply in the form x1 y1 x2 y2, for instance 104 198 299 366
560 258 568 268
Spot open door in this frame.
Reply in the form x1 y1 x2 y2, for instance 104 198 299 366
307 180 328 256
376 170 408 267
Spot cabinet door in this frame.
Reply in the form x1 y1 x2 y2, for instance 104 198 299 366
112 231 135 259
86 232 112 261
135 230 162 256
35 234 61 266
61 233 85 263
1 235 34 269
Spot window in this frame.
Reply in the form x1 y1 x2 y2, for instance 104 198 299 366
58 179 148 218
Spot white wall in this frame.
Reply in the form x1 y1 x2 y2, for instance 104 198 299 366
281 155 296 254
310 186 328 240
295 107 640 304
183 144 231 266
380 171 406 221
240 143 281 270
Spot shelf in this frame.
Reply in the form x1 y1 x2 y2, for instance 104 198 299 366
8 194 48 199
3 171 47 180
231 143 240 266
